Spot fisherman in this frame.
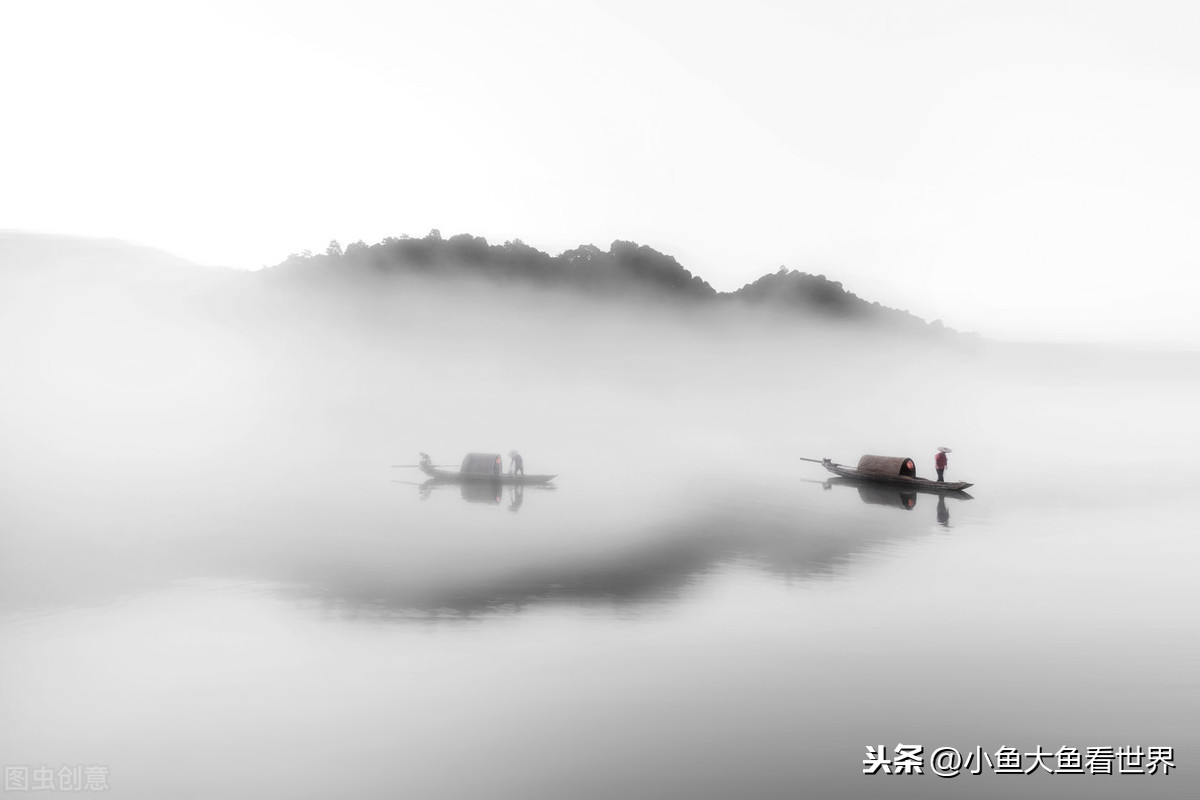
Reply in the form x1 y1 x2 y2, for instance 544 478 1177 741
935 447 951 482
509 450 524 476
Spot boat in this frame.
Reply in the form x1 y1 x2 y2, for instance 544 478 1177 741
802 455 973 493
415 453 556 485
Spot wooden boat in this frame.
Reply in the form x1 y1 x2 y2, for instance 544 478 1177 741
416 453 556 485
803 455 973 493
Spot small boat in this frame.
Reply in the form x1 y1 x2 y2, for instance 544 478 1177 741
415 453 556 485
802 455 973 493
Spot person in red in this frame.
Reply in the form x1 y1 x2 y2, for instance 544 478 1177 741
935 447 951 482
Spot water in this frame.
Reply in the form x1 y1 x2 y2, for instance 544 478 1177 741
1 275 1197 798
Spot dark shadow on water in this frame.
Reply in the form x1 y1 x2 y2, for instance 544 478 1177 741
274 486 955 619
4 480 967 621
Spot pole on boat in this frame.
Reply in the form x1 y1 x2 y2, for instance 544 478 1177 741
391 464 455 468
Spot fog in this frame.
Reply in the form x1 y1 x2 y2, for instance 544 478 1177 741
2 235 1197 798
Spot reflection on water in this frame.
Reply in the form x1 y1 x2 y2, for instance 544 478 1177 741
851 481 919 511
3 460 1197 800
397 478 553 510
3 469 1196 800
307 478 938 616
808 476 972 527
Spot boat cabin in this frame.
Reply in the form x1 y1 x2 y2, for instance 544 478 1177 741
856 455 917 478
460 453 504 477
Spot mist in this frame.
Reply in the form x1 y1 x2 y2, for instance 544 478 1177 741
1 234 1196 798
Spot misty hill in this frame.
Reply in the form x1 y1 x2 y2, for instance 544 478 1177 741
270 231 946 334
728 268 941 333
0 230 223 285
273 233 715 299
1 230 951 336
0 232 239 331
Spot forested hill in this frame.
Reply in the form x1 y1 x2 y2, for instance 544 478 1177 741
269 231 951 334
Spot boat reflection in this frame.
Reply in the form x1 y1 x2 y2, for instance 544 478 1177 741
459 480 504 505
853 482 918 511
396 478 553 511
813 477 971 525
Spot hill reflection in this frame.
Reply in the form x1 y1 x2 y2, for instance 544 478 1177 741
262 488 940 618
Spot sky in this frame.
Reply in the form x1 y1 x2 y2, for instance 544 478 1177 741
3 0 1199 345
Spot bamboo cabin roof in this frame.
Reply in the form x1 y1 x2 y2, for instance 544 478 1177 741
460 453 503 475
856 455 917 478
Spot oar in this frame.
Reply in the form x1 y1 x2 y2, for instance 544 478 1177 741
391 464 455 468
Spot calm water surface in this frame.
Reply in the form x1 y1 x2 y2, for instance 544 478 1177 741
2 317 1197 798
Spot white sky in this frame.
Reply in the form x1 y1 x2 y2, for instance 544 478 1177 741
3 0 1199 345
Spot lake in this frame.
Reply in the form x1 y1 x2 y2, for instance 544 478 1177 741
1 280 1197 798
